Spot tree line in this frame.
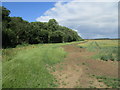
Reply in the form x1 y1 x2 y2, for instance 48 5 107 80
2 6 83 48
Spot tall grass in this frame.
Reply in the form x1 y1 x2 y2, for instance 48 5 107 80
2 44 67 88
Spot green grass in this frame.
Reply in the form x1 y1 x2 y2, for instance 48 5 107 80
78 40 119 61
92 46 119 61
95 75 120 88
0 58 1 89
0 49 2 89
2 43 68 88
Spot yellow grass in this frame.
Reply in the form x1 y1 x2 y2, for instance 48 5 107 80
78 40 119 47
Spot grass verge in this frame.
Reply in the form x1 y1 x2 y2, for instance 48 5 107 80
2 44 67 88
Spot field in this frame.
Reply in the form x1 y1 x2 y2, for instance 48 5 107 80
78 40 119 61
2 41 80 88
2 40 120 88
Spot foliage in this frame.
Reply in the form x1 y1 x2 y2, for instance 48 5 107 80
1 6 82 48
2 44 67 88
50 31 65 43
95 75 120 88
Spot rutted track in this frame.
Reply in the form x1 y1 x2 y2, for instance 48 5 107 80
50 43 118 88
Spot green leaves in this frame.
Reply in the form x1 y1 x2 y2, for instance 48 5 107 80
50 31 65 43
2 6 83 48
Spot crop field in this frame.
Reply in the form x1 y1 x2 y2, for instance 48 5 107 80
78 40 119 61
77 40 120 88
2 40 120 88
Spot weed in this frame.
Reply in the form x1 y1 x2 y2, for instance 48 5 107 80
89 81 93 84
61 81 66 86
76 81 79 83
65 76 68 79
89 86 96 88
59 66 64 71
82 62 86 65
74 85 82 88
77 63 80 66
79 46 84 48
95 75 120 88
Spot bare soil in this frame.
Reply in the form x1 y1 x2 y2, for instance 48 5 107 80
51 43 118 88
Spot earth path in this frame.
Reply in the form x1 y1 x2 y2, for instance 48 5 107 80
51 43 118 88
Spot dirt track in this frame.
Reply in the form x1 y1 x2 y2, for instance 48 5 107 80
51 43 118 88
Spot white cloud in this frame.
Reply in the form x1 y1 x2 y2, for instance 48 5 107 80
36 1 118 39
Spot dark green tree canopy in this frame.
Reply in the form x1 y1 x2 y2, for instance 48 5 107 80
48 19 58 26
2 6 10 21
48 19 59 32
2 6 83 48
2 6 10 16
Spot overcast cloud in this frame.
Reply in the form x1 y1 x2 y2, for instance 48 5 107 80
36 1 118 39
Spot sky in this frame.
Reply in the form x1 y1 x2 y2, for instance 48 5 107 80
2 2 55 22
2 1 118 39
